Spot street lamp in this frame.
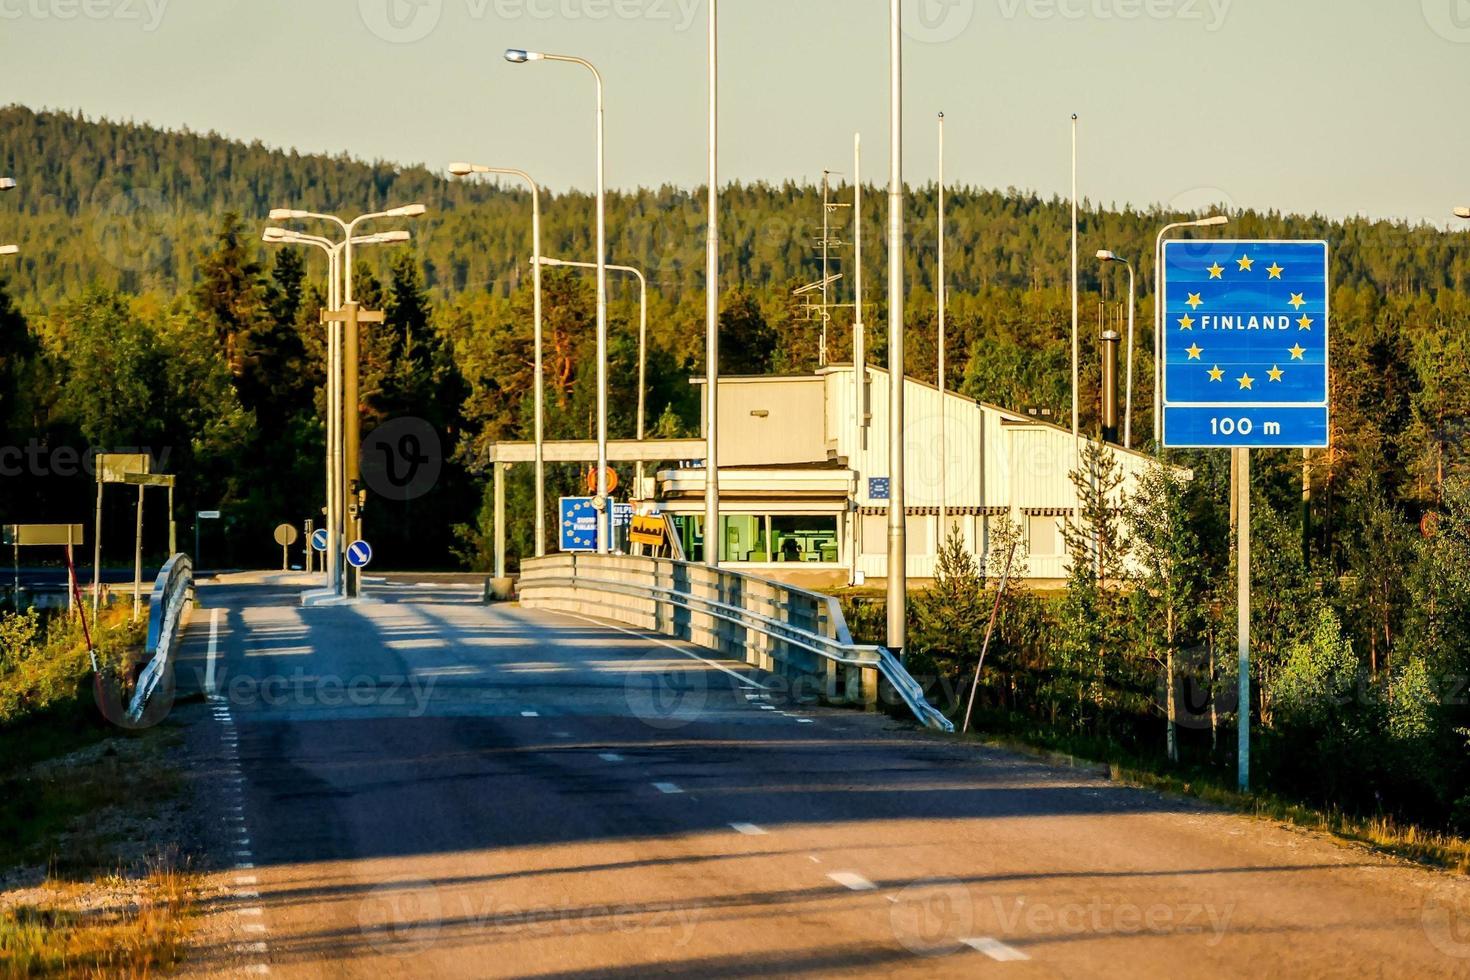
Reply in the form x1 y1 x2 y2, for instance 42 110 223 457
1455 207 1470 220
264 215 417 599
1097 250 1137 449
706 2 720 567
537 256 650 495
1154 214 1228 444
0 245 17 256
886 0 906 660
505 47 612 556
449 162 546 558
270 205 425 304
937 111 947 541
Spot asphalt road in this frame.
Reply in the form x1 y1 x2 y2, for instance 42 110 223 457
169 576 1470 978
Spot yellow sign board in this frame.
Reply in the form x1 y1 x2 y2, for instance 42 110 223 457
3 524 85 547
629 515 667 549
97 453 151 484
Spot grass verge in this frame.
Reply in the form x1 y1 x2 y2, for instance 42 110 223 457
0 858 196 979
1 602 201 977
969 726 1470 874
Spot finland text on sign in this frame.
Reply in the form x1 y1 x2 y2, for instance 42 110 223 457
1162 240 1329 449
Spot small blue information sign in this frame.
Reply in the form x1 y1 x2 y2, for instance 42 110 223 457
346 540 373 568
1162 240 1329 449
869 478 891 501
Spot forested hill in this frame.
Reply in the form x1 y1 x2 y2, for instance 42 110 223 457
1 104 1467 311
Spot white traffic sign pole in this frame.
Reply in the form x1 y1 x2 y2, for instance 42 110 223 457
1237 446 1251 792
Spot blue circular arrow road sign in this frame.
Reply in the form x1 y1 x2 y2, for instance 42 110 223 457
311 528 329 553
346 540 373 569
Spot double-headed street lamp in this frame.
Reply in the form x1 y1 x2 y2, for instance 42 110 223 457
1154 215 1229 444
270 205 426 305
263 226 411 597
265 209 421 599
447 162 547 557
506 47 612 555
1097 250 1137 449
537 257 650 494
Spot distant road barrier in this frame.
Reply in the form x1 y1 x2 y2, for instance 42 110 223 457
517 553 953 732
126 554 194 725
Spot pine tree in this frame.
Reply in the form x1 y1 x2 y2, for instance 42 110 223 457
192 212 271 384
1125 461 1202 762
1057 440 1130 730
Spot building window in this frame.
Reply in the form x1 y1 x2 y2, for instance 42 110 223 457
771 515 840 563
1026 514 1061 557
721 515 769 563
672 514 705 562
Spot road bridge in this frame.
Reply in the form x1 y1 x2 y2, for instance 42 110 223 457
164 573 1470 978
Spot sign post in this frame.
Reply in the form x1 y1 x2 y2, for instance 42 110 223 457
274 524 300 571
93 453 150 619
322 304 385 599
195 510 221 572
4 525 85 613
1161 239 1330 793
123 472 176 623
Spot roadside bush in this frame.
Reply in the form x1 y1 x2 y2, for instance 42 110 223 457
0 606 141 729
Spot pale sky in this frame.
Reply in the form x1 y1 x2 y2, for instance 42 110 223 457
1 0 1466 224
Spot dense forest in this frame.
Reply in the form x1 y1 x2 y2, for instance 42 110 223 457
6 104 1470 835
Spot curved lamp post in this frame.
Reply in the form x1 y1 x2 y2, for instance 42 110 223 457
263 212 419 598
1153 215 1228 445
537 256 649 493
506 47 612 555
449 162 547 557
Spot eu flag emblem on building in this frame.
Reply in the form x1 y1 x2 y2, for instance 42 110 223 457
1161 240 1329 449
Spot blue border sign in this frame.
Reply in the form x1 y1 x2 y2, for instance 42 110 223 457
1162 240 1329 449
310 528 328 553
560 498 635 551
560 497 598 552
346 540 373 568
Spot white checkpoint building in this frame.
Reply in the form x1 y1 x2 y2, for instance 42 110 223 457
654 365 1166 590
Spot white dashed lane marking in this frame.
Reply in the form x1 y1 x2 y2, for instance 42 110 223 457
598 753 624 763
730 823 767 836
652 782 684 795
962 937 1031 962
828 872 877 891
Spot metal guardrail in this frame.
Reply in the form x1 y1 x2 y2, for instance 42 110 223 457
518 553 953 732
126 553 194 724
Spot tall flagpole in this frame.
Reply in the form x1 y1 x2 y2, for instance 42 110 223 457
937 111 947 544
854 133 865 447
886 0 907 659
704 0 721 566
1070 114 1080 450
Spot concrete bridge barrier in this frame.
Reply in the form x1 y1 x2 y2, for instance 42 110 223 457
518 553 953 732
